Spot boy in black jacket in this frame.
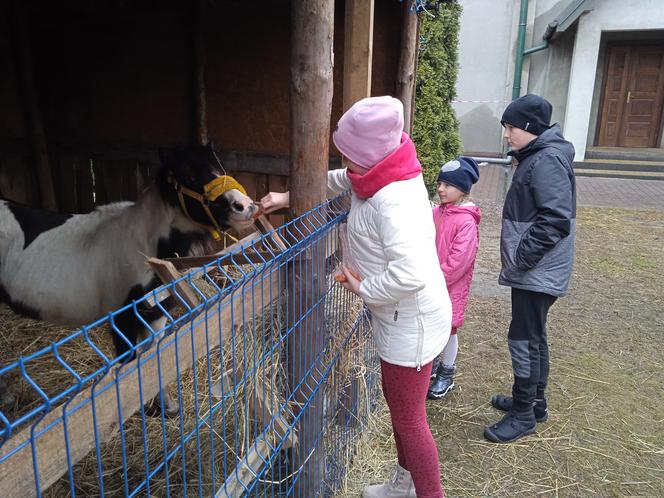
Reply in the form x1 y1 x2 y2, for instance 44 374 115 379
484 94 576 443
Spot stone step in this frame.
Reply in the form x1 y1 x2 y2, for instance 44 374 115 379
574 168 664 181
574 159 664 173
585 147 664 162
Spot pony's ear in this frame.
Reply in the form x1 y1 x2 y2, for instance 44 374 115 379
158 147 181 170
158 146 198 184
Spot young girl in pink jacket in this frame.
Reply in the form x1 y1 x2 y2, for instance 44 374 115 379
428 157 482 400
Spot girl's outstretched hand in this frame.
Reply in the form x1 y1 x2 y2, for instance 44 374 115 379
259 191 290 214
338 266 361 295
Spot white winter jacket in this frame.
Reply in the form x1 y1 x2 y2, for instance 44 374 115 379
328 168 452 368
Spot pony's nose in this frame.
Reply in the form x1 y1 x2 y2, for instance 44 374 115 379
231 201 247 213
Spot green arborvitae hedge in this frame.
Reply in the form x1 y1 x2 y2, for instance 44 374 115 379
412 2 463 196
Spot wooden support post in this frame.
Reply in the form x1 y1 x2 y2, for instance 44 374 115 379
289 0 334 494
396 0 420 134
193 0 209 145
10 1 57 211
342 0 375 111
289 0 334 216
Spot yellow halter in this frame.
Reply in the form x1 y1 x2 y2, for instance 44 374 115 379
168 175 247 241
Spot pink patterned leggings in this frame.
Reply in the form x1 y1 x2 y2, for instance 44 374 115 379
381 359 445 498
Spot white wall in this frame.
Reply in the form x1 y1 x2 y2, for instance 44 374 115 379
565 0 664 160
454 0 579 155
527 0 577 127
453 0 519 154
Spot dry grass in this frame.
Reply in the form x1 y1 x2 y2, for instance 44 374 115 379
42 296 290 497
342 204 664 497
0 308 117 421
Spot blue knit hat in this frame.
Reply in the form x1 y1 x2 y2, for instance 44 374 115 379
437 156 480 194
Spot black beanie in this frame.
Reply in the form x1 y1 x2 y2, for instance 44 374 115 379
437 156 480 194
501 94 552 136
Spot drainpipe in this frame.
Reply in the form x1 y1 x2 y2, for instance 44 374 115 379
512 0 558 100
512 0 529 101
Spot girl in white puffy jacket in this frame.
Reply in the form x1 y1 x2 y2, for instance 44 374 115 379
261 96 451 498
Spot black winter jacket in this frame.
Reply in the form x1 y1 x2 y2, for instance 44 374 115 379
499 124 576 297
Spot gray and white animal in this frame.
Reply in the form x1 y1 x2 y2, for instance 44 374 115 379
0 143 258 413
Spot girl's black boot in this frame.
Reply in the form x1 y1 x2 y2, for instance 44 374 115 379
427 364 455 399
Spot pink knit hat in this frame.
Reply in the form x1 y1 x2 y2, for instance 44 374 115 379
333 96 405 169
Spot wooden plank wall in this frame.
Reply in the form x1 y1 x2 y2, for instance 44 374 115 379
0 153 35 206
1 146 290 227
0 0 402 219
52 151 292 230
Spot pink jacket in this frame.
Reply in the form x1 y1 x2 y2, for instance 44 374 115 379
432 203 481 329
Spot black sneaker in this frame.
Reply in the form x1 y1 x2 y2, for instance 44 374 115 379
427 364 455 399
484 410 537 443
491 394 548 422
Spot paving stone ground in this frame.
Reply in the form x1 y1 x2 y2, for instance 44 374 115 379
473 165 664 211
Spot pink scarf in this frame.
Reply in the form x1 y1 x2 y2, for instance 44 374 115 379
346 133 422 199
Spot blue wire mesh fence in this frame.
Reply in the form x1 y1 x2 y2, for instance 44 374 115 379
0 193 381 497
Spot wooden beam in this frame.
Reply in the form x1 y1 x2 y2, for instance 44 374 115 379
148 257 202 309
0 272 283 497
214 437 272 498
10 2 57 211
162 215 288 272
342 0 375 111
253 214 288 251
164 231 261 270
166 249 282 272
396 0 420 134
215 381 299 498
42 143 342 178
220 151 290 177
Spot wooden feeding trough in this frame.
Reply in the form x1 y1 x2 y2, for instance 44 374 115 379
148 214 289 309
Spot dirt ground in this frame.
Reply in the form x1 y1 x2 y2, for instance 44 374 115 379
342 203 664 497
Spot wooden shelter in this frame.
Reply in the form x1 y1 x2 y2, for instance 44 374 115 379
1 1 422 495
0 0 420 221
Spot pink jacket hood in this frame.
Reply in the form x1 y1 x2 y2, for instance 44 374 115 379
432 203 481 328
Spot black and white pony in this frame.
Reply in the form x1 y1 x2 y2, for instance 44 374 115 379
0 143 258 413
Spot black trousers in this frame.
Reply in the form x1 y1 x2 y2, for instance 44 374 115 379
507 287 557 409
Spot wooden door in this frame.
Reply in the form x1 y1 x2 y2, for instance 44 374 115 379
597 43 664 148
